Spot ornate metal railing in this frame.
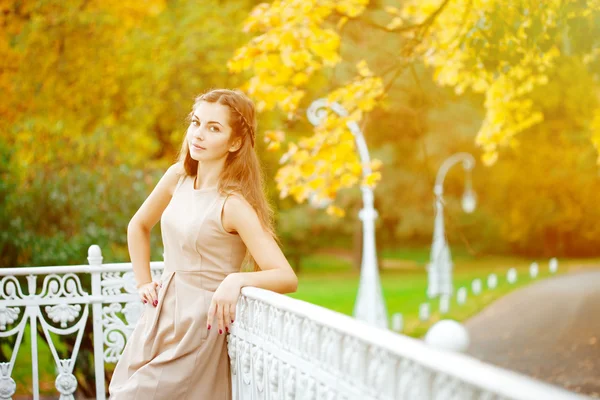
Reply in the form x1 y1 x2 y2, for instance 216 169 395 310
0 245 587 400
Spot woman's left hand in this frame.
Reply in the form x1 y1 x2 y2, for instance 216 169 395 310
207 273 243 335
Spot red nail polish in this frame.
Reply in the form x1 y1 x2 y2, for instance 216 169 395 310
219 329 223 334
153 300 158 306
225 327 229 332
143 300 147 304
231 320 234 323
208 325 211 330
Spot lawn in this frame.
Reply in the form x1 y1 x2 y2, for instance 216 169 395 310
288 247 600 337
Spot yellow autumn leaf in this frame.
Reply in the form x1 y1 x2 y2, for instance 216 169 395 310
300 163 316 178
267 142 281 152
363 171 382 188
326 205 346 217
356 60 373 77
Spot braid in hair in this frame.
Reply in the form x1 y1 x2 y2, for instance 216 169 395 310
228 103 255 148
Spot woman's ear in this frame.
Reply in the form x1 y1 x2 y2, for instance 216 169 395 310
229 137 243 152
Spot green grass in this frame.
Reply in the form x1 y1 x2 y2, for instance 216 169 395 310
289 249 600 337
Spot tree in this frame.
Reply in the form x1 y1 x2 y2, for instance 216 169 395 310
228 0 600 212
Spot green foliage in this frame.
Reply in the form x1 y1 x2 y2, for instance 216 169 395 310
0 165 165 267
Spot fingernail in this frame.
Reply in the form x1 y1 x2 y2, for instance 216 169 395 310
208 325 211 330
143 300 147 304
225 327 229 332
231 320 234 323
153 300 158 306
219 329 223 335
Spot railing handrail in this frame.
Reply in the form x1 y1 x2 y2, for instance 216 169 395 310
0 256 587 400
241 286 586 400
0 261 165 277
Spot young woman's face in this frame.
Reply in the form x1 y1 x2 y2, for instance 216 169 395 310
187 101 236 162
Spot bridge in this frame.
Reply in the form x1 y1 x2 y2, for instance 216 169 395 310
0 245 586 399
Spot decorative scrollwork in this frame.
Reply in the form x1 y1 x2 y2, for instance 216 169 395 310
282 363 296 400
298 373 316 400
0 276 26 301
282 313 300 352
267 306 282 345
319 328 340 372
39 274 88 299
101 271 139 296
43 360 78 400
300 319 318 361
101 269 162 296
55 372 77 400
396 359 430 399
122 302 143 325
45 304 82 328
365 346 391 394
252 345 264 393
241 341 252 385
0 305 20 331
250 300 265 335
102 302 139 363
238 296 248 330
432 372 479 400
0 363 16 400
227 335 237 376
267 354 278 394
340 336 363 380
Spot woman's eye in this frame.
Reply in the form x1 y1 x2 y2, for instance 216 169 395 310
210 126 220 132
192 120 199 127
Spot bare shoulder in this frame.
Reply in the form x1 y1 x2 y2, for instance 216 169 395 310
167 161 185 175
163 162 185 195
222 192 258 232
129 162 186 231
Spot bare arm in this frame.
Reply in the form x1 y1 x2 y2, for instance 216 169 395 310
223 194 298 293
127 163 182 301
207 194 298 334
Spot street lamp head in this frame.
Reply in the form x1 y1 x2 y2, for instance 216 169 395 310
461 189 477 213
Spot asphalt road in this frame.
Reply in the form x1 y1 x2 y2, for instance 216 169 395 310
466 269 600 397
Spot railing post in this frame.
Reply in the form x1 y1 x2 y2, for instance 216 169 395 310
28 275 40 400
88 245 106 400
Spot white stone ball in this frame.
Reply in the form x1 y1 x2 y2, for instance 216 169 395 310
424 320 470 353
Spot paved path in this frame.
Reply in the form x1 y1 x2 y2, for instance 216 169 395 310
466 269 600 397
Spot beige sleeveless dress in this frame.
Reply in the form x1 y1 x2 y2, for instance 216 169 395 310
109 174 247 400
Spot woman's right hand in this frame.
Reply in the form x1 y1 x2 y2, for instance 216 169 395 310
137 281 160 306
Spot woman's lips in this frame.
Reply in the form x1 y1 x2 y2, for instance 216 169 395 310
192 143 206 150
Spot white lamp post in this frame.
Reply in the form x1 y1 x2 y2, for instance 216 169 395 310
307 98 388 329
427 153 476 299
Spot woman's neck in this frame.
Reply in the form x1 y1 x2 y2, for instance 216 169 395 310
195 159 225 189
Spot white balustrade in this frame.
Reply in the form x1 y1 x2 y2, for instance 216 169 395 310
229 287 585 400
507 268 518 284
457 287 468 305
439 295 450 315
0 245 586 400
549 258 559 274
529 262 539 279
487 273 498 289
419 303 430 321
471 279 482 295
391 313 404 333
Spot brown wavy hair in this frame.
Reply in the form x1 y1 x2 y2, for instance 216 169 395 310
176 89 276 271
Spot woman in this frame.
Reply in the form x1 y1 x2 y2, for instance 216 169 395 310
109 89 298 399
